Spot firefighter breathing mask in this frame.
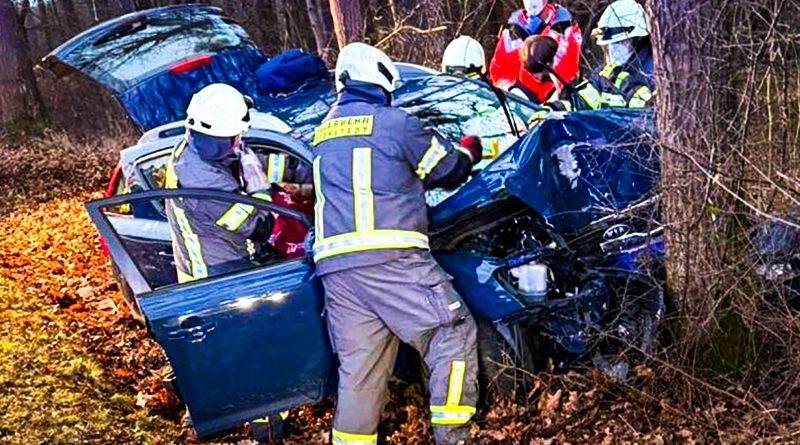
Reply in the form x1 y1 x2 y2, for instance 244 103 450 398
606 40 634 66
189 131 239 164
524 0 547 16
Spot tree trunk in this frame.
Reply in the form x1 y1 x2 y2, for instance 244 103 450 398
273 0 290 48
305 0 334 63
646 0 753 354
0 0 47 127
56 0 82 37
328 0 363 49
35 0 57 54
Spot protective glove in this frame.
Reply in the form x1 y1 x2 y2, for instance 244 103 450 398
239 148 270 194
459 135 483 165
527 108 552 127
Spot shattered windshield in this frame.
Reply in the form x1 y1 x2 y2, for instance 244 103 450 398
264 74 537 151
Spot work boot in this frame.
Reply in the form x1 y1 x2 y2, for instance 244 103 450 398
433 424 473 445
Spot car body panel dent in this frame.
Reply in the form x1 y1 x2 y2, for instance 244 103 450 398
431 109 658 234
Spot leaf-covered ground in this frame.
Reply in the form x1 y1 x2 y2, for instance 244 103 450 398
0 133 787 444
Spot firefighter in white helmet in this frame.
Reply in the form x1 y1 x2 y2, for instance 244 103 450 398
164 83 277 283
314 42 482 445
530 0 655 123
442 35 486 78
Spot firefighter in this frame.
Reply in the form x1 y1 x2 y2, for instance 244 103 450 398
313 42 483 445
488 0 582 97
514 35 562 102
441 35 486 79
532 0 654 120
165 83 275 283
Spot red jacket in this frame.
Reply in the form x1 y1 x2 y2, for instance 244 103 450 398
489 5 582 102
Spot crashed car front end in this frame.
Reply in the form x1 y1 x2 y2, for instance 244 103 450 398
430 109 665 374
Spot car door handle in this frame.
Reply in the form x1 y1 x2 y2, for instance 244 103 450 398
167 316 217 343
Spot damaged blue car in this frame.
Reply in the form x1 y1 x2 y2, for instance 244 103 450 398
42 4 665 438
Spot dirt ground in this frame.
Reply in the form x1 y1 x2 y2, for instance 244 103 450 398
0 134 790 444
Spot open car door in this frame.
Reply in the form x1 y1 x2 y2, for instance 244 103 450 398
86 189 334 437
40 5 266 131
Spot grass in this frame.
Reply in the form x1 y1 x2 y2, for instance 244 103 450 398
0 275 183 445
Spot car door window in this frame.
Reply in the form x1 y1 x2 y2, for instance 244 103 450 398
95 190 311 291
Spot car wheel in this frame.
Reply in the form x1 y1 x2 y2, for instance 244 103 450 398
589 271 664 380
476 318 534 399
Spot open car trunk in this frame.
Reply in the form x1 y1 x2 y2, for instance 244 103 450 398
40 5 266 131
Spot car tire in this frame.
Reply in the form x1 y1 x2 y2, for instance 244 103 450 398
476 318 534 400
589 271 664 380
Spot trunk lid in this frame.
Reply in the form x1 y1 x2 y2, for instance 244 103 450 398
40 5 266 131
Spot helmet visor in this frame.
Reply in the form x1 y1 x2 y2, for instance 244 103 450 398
600 26 635 42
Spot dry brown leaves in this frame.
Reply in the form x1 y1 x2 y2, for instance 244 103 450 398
0 193 181 419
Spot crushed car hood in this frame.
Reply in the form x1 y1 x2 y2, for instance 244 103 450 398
430 109 659 235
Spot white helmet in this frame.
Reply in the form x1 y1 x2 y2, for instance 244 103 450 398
441 36 486 75
335 42 400 93
185 83 251 137
594 0 649 46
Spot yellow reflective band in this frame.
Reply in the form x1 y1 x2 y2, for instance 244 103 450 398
266 153 287 183
313 156 325 241
600 63 618 79
578 84 603 110
429 405 477 425
352 148 375 232
215 203 255 232
484 139 499 159
629 85 654 108
331 429 377 445
313 115 374 145
251 192 272 202
313 229 429 262
527 109 552 126
614 71 630 90
416 137 449 180
601 92 627 108
176 269 195 284
172 204 208 281
165 140 187 189
445 360 466 407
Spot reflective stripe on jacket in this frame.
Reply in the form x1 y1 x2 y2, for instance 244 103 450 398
550 47 655 112
260 152 313 184
164 138 271 283
312 84 472 274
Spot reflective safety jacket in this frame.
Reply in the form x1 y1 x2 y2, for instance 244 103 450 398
312 84 474 275
261 152 313 184
165 137 272 283
550 46 655 112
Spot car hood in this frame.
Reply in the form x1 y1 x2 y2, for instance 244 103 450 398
430 109 659 235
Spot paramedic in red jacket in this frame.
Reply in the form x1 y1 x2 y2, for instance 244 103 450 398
488 0 582 103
